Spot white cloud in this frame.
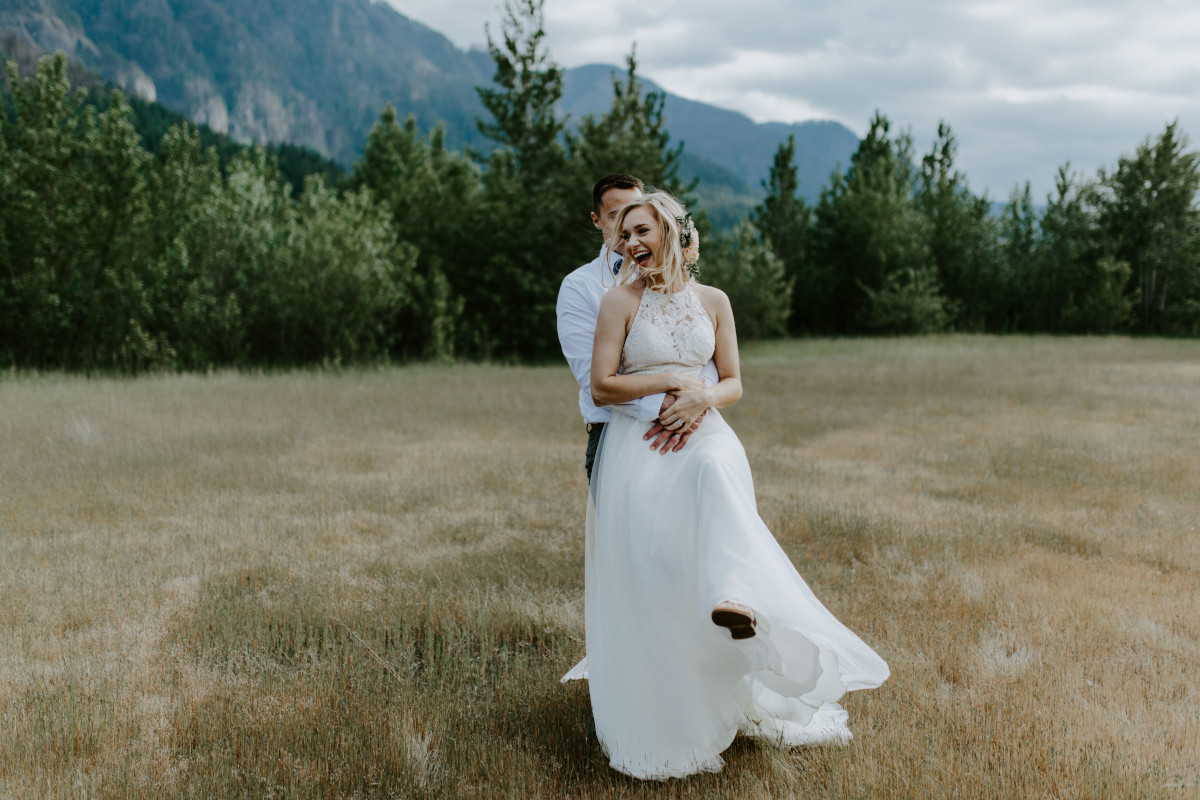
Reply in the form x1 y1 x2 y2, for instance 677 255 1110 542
387 0 1200 198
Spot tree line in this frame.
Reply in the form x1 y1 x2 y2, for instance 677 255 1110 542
2 0 1198 373
759 114 1200 337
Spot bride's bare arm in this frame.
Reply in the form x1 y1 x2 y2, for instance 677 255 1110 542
656 286 742 430
591 287 703 407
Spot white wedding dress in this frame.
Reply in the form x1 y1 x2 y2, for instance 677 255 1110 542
562 283 889 780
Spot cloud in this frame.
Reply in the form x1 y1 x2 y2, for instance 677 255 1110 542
388 0 1200 198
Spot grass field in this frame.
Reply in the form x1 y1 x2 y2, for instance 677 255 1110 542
1 336 1198 799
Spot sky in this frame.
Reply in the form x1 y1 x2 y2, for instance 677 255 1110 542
387 0 1200 201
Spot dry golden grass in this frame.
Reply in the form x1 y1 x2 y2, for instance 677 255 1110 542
1 335 1198 799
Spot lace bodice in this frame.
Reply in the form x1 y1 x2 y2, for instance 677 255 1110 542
620 284 715 377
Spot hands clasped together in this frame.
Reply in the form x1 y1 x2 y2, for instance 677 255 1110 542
642 373 710 455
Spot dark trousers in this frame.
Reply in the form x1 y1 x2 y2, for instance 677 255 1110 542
584 422 604 483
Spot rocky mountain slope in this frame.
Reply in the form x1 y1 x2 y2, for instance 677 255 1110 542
2 0 857 209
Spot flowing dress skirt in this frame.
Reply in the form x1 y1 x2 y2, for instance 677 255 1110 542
562 409 889 780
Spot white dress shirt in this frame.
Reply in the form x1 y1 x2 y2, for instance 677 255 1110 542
556 247 720 424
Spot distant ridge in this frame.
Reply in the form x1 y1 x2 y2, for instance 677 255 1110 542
562 64 858 204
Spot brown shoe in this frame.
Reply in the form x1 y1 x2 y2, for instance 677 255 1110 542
711 601 757 639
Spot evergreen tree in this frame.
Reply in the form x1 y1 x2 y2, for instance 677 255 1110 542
701 221 792 339
472 0 574 359
476 0 566 186
998 181 1037 330
810 112 941 333
570 50 689 196
1098 122 1200 333
1036 165 1131 333
916 122 1003 330
750 135 813 332
284 177 413 363
352 105 475 361
0 53 152 369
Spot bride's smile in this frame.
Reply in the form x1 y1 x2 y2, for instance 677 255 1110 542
619 207 662 271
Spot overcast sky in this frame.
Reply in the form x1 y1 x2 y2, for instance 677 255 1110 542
388 0 1200 201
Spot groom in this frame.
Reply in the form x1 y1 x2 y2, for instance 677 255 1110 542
556 173 720 480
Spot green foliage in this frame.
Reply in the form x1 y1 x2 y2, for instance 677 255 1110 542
916 122 1005 330
569 50 689 198
1059 256 1133 334
700 222 792 339
1025 166 1134 334
751 135 812 333
859 266 956 334
351 106 474 360
810 112 937 333
3 11 710 369
997 182 1037 330
285 177 412 363
0 52 151 369
476 0 565 184
142 122 227 368
10 19 1200 374
1097 122 1200 334
471 0 577 360
0 54 412 370
148 137 410 368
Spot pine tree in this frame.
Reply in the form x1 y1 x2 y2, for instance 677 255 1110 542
476 0 566 188
472 0 574 359
916 122 1003 330
701 221 792 339
750 135 812 332
570 49 688 196
352 105 474 360
1036 165 1131 333
810 112 942 333
1098 122 1200 333
998 181 1037 330
1 53 153 368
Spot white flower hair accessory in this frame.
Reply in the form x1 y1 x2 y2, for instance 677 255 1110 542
678 213 700 278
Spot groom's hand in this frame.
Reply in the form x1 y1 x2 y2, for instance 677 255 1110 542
645 395 706 454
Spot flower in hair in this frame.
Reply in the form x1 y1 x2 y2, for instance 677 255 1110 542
678 213 700 278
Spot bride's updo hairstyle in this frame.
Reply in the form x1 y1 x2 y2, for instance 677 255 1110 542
607 190 693 295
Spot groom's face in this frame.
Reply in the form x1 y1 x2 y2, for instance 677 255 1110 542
591 187 644 251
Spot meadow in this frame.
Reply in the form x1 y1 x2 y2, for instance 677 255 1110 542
1 336 1198 799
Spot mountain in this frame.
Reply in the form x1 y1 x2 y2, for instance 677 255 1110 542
1 0 859 220
1 0 494 162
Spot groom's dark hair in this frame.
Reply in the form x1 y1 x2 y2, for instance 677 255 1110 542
592 174 644 214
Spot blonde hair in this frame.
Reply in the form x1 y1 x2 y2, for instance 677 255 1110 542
606 190 692 295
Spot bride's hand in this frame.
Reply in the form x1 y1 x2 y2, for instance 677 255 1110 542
658 388 711 432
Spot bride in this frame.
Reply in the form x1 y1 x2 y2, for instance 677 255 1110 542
562 191 889 780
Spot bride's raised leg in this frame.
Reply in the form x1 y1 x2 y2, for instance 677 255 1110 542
711 600 757 639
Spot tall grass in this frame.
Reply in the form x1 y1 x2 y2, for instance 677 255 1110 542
1 336 1198 798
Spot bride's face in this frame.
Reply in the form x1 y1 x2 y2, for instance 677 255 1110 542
619 207 663 272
